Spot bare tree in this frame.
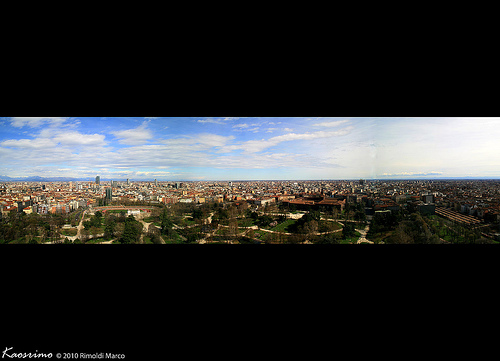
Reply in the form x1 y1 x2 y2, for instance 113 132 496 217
228 219 238 238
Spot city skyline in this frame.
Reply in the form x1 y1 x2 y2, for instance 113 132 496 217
1 117 499 181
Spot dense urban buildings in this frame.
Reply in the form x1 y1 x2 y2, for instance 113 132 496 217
1 177 500 244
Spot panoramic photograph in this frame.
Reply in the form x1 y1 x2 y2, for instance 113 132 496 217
1 116 500 244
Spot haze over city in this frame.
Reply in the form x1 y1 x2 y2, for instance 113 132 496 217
1 117 499 181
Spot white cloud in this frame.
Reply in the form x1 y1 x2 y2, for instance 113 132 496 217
10 117 68 128
135 171 171 176
381 171 444 177
52 131 107 146
111 121 152 145
160 133 234 149
196 118 225 125
1 138 56 149
233 123 249 129
92 133 237 169
312 119 350 127
195 133 235 147
218 127 354 153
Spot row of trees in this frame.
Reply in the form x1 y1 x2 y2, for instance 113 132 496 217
366 209 485 244
78 211 144 243
0 212 62 244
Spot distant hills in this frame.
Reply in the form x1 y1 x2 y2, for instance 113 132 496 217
0 175 123 182
0 175 94 182
0 175 179 182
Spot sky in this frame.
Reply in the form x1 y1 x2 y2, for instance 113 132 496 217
0 117 499 181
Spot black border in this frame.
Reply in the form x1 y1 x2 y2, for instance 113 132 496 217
1 60 498 358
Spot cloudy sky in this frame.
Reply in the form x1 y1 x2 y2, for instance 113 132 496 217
0 117 499 180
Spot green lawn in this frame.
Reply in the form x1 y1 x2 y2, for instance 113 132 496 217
254 230 272 241
182 217 197 226
270 218 296 232
61 228 78 236
318 220 343 232
86 237 106 244
339 231 361 244
237 218 256 227
163 233 184 244
216 227 245 235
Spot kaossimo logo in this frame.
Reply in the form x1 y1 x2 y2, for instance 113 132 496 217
2 347 53 359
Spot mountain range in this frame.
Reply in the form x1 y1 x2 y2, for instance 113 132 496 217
0 175 114 182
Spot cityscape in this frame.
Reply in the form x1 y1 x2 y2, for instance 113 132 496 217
1 117 500 244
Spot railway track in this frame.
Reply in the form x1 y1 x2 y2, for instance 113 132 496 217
435 207 481 225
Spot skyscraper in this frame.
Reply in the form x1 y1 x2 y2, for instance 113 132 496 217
105 187 112 201
96 176 100 185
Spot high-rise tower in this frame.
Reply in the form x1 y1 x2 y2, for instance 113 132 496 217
105 187 112 201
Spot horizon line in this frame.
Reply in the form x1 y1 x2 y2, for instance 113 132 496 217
2 177 500 182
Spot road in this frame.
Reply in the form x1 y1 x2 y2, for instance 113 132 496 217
73 209 87 241
138 217 165 244
356 224 373 244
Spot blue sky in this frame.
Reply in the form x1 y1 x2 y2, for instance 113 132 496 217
0 117 499 180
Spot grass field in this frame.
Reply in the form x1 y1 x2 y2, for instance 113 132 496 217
338 231 361 244
61 228 78 236
270 218 296 232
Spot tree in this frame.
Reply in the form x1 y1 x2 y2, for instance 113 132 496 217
104 216 116 240
148 222 161 243
394 222 413 244
287 233 305 244
192 208 203 220
80 228 90 243
120 216 142 244
150 232 162 244
342 222 356 239
315 232 339 244
304 219 319 236
94 210 103 220
354 209 366 223
160 208 173 235
111 221 123 239
89 226 101 237
257 214 273 228
228 219 238 237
